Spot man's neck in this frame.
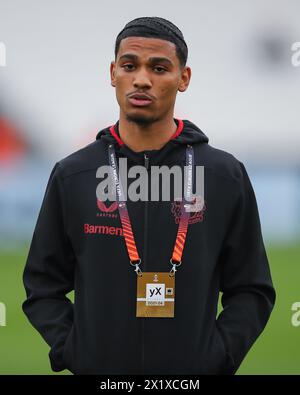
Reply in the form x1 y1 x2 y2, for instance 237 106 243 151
118 114 178 152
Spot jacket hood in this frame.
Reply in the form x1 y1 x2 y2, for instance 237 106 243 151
95 118 209 166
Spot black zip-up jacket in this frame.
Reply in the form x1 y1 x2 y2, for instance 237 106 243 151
22 118 276 375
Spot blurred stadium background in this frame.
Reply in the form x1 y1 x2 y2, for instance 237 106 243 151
0 0 299 374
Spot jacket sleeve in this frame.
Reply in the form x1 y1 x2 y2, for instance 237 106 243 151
22 162 75 372
216 161 276 374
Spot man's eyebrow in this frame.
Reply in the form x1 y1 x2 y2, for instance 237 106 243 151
149 56 173 66
118 54 138 62
118 54 174 66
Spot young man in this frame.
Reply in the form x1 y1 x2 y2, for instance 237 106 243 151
22 17 276 375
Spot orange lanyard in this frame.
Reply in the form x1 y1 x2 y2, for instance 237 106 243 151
108 144 194 275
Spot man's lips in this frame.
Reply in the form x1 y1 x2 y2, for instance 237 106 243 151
127 93 153 107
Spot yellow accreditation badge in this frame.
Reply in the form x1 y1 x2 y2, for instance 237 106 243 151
136 272 175 318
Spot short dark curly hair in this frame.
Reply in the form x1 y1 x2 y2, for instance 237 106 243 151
114 17 188 69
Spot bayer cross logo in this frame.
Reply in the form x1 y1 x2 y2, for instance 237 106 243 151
171 195 206 225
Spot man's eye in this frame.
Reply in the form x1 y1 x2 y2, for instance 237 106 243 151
154 66 167 73
121 64 135 71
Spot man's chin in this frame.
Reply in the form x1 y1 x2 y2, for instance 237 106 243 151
125 113 159 126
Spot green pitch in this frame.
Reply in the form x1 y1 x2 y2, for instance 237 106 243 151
0 244 299 374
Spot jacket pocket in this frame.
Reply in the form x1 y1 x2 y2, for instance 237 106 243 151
214 324 235 375
62 325 75 374
196 323 235 375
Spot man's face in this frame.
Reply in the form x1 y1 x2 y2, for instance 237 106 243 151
110 36 191 125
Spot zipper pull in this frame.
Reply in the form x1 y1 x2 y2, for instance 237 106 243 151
144 153 149 170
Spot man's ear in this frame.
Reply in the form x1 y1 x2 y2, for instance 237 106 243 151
178 66 191 93
110 61 116 87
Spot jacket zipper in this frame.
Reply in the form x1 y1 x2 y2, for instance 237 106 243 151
142 153 149 375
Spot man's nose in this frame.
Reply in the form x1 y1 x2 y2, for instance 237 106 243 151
133 69 152 89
